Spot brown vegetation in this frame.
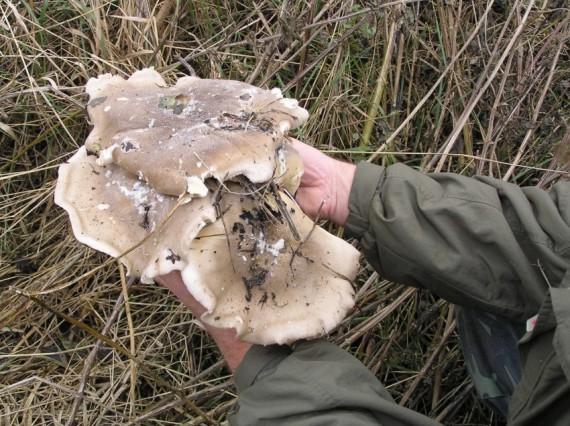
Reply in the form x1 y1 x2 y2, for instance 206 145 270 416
1 1 568 424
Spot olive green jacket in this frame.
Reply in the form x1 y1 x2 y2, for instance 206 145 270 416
230 162 570 425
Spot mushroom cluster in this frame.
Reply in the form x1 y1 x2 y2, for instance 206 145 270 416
55 68 360 345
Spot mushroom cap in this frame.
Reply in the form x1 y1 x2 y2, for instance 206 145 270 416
55 69 360 345
54 147 217 282
179 184 360 345
84 68 309 196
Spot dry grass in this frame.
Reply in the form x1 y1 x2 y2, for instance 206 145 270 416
1 0 569 424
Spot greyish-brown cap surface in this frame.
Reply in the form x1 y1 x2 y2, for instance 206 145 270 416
84 68 308 196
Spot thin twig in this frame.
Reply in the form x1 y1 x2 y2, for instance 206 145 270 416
367 0 497 163
66 277 135 426
13 289 219 426
432 0 536 173
503 22 567 181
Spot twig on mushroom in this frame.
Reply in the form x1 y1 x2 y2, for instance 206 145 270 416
214 183 237 274
116 192 192 262
268 181 301 241
289 195 329 272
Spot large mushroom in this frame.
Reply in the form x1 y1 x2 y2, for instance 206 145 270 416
55 68 360 345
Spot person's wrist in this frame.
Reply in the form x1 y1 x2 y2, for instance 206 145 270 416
329 160 356 226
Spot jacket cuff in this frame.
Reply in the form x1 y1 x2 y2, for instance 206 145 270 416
234 344 292 392
345 162 385 240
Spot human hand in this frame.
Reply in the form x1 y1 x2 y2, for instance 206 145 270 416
154 271 251 372
290 139 356 226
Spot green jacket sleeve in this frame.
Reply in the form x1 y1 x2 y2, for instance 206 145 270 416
345 162 570 322
230 340 442 426
230 162 569 425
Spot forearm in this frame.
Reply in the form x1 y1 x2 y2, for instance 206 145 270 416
345 162 570 321
155 272 251 371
